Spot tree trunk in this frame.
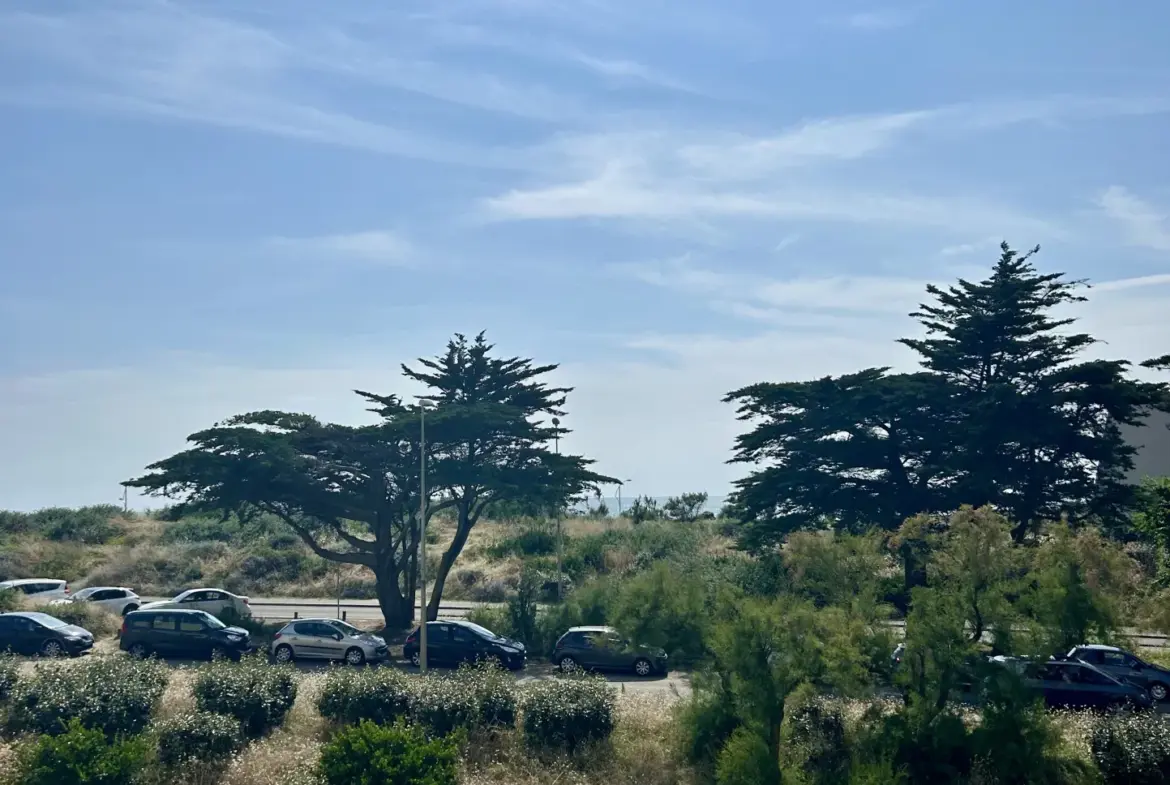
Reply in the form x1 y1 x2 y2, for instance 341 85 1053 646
373 562 414 629
426 508 475 621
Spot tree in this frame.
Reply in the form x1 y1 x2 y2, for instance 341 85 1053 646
126 333 613 627
900 243 1165 540
627 495 662 525
663 491 709 522
371 333 614 621
725 369 956 545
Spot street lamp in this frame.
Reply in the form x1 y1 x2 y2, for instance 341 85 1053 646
417 398 432 674
617 479 632 516
552 417 562 602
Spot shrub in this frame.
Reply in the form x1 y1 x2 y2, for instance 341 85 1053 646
459 660 518 728
319 719 459 785
16 719 150 785
716 727 778 785
609 561 710 665
155 711 244 767
520 675 616 752
1091 712 1170 785
468 579 509 603
409 674 480 737
782 700 849 785
318 666 413 726
0 652 17 701
676 685 741 772
486 527 557 559
5 656 168 737
0 588 20 612
192 655 297 738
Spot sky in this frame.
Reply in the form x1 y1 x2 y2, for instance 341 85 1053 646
2 0 1170 511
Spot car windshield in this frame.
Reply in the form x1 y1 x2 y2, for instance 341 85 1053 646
329 620 362 636
199 613 227 630
74 588 100 600
461 622 505 641
25 613 67 629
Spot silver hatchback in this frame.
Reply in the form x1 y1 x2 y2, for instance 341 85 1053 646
269 618 388 665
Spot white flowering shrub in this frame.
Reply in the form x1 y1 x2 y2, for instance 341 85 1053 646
192 654 297 739
520 675 616 752
458 659 517 728
0 652 17 701
1091 713 1170 785
409 674 479 737
4 656 168 738
156 710 244 767
317 666 412 726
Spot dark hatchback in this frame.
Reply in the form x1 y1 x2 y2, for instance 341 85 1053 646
1067 644 1170 703
120 609 251 660
992 657 1153 711
0 611 94 657
404 620 526 670
553 626 668 677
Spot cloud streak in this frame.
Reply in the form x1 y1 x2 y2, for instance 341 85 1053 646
1098 186 1170 252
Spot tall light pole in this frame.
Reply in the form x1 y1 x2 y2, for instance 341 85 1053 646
617 479 632 516
418 400 429 674
552 417 562 602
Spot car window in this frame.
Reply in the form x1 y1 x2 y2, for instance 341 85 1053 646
205 591 225 601
178 617 205 633
1100 651 1134 668
152 615 177 631
178 592 201 603
305 623 333 637
1075 649 1103 664
452 626 477 644
601 633 626 648
292 622 316 636
130 617 152 629
462 621 503 640
329 620 361 636
1074 666 1117 685
199 613 226 630
25 613 66 629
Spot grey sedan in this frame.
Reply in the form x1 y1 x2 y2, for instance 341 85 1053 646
269 618 388 665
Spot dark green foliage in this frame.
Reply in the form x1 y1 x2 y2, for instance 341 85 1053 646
782 700 849 785
192 655 297 738
317 667 413 726
1091 713 1170 785
5 657 168 738
157 515 243 544
0 505 122 544
609 561 709 665
715 727 778 785
664 491 709 522
155 711 244 767
627 495 662 524
0 588 19 612
318 719 460 785
520 675 616 752
16 719 150 785
0 652 17 701
486 526 557 558
675 684 741 773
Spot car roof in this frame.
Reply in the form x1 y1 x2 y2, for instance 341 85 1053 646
287 618 343 624
1074 644 1122 652
0 578 65 586
127 608 208 615
566 626 616 633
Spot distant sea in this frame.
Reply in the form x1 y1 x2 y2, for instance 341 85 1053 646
571 494 729 516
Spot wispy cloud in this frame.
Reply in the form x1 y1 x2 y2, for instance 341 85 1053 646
835 8 919 31
939 237 1001 256
1098 186 1170 252
268 231 415 266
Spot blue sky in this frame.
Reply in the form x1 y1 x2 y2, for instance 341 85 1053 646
2 0 1170 510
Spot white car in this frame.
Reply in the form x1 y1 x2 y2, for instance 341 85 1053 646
49 586 141 616
0 578 70 602
137 588 252 619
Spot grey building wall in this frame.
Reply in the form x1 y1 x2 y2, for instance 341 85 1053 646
1122 410 1170 482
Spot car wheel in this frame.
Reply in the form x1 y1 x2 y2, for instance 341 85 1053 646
127 642 149 659
1151 682 1169 702
559 656 578 674
40 640 64 658
121 604 139 616
345 647 366 666
633 658 653 677
274 644 294 664
410 650 421 667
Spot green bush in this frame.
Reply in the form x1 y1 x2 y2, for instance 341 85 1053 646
409 675 479 737
192 655 297 738
16 719 149 785
319 719 459 785
0 652 17 701
782 700 849 785
716 727 778 785
459 660 518 728
5 656 168 738
520 675 616 752
1091 713 1170 785
155 711 244 767
608 561 710 665
486 527 557 559
318 666 413 726
0 588 20 612
676 686 741 772
158 515 242 544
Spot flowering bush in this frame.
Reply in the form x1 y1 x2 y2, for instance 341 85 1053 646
459 660 517 728
4 656 168 737
155 711 244 767
0 652 17 701
192 654 297 739
409 674 479 737
520 675 616 752
317 666 413 726
319 720 459 785
1091 713 1170 785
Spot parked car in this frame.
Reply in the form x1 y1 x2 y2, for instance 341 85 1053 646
270 618 388 665
1066 643 1170 702
553 626 668 677
992 656 1153 711
0 611 94 657
49 586 141 616
120 609 251 660
403 620 526 670
0 578 70 602
137 588 251 618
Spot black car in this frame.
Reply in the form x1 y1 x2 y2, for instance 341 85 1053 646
993 657 1153 711
1066 644 1170 703
120 609 251 660
404 620 526 670
0 611 94 657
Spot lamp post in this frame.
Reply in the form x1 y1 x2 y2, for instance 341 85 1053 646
418 400 430 674
617 479 632 516
552 417 562 602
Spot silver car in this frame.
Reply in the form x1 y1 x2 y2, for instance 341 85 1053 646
269 618 388 665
